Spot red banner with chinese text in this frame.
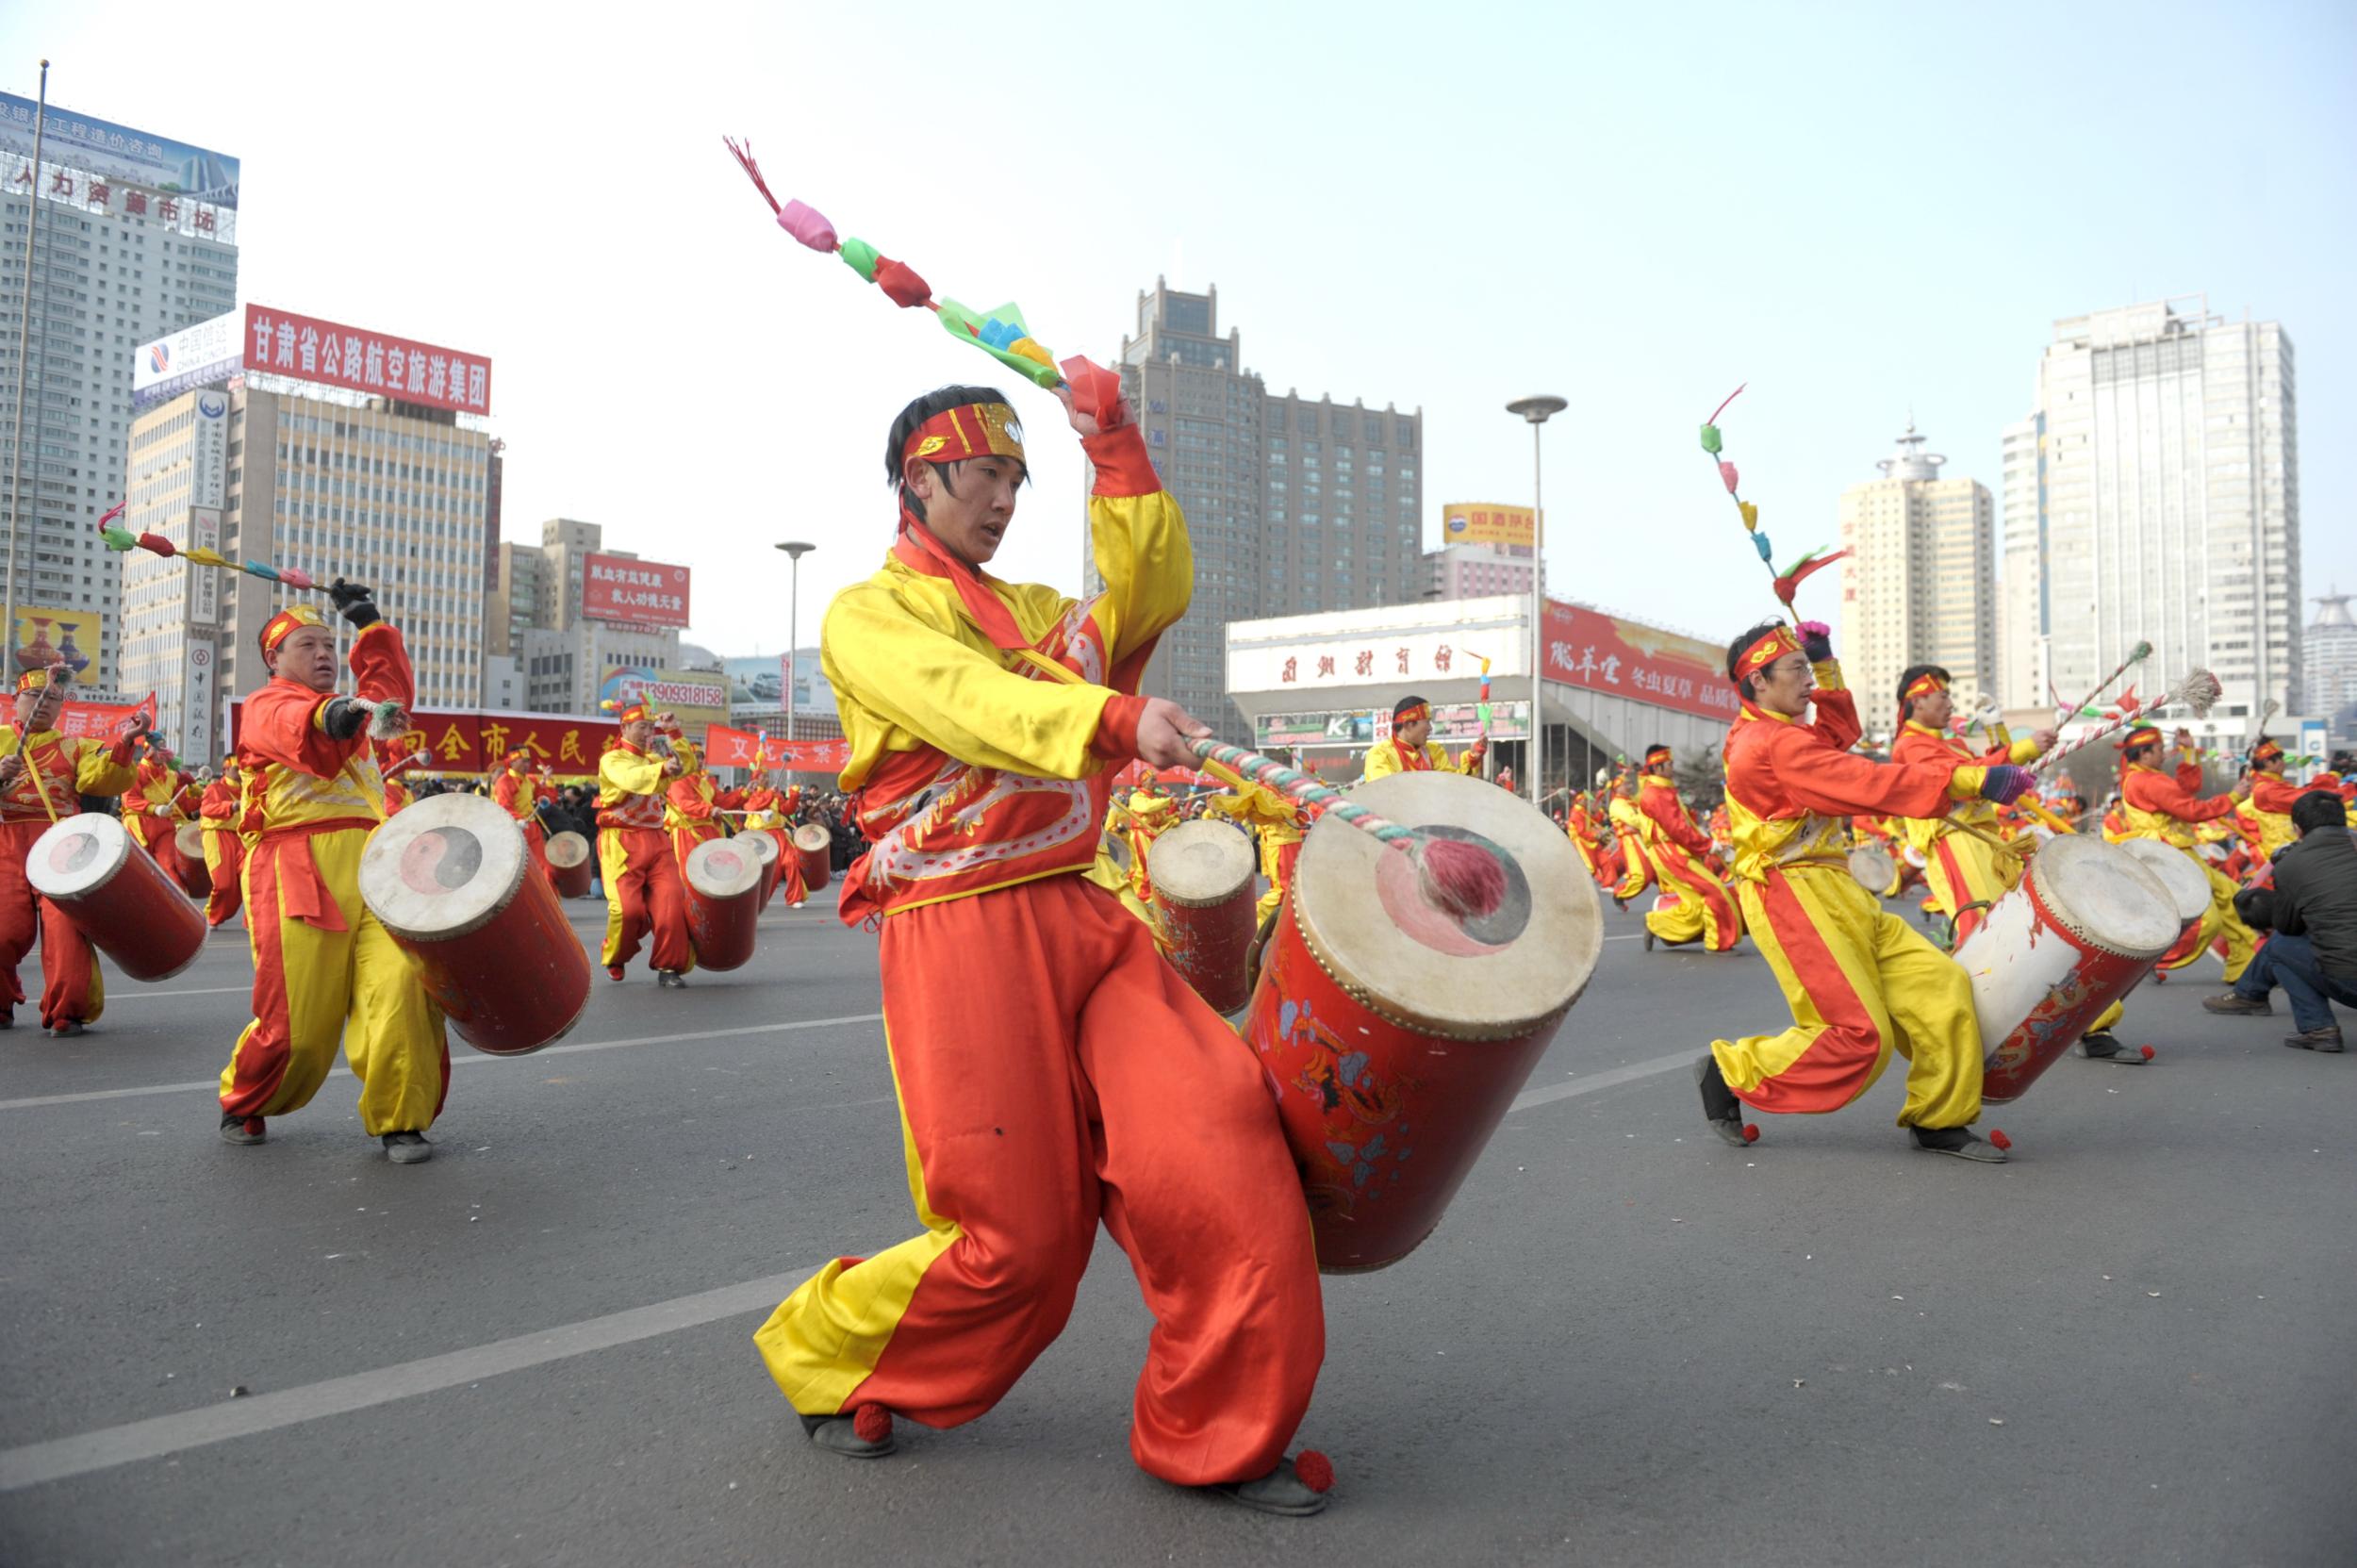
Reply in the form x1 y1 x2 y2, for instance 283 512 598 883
227 702 621 777
1540 602 1738 723
56 693 157 744
581 552 692 630
242 304 491 415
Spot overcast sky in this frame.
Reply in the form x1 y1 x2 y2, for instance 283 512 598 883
8 0 2352 666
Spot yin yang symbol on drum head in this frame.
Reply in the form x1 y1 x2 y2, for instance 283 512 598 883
399 827 484 897
1373 824 1531 957
46 831 101 877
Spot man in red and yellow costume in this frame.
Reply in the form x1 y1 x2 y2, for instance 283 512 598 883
1605 768 1652 905
196 760 246 928
1565 791 1605 884
124 739 194 888
752 382 1328 1515
2118 724 2256 982
664 732 726 865
217 587 448 1164
1203 771 1309 927
1106 778 1177 903
1361 694 1484 782
1694 619 2034 1164
1632 743 1741 952
596 701 692 987
737 766 808 908
2240 737 2328 865
491 748 552 874
0 664 143 1034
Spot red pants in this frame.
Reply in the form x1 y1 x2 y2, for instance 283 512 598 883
600 827 691 972
0 818 104 1028
131 814 192 891
753 874 1325 1484
771 830 808 905
204 830 246 928
522 821 548 878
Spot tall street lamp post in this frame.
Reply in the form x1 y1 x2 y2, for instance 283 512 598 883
773 541 815 757
1505 395 1566 805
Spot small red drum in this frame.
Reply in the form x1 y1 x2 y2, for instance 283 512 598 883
1953 834 2180 1104
360 793 589 1056
683 836 764 971
2118 839 2211 931
1904 845 1928 869
1244 771 1602 1272
793 822 832 893
544 831 594 899
1848 844 1895 894
173 823 213 898
742 826 782 905
26 814 206 981
1148 819 1258 1014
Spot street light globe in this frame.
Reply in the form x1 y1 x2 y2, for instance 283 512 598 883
775 541 816 560
1506 395 1568 424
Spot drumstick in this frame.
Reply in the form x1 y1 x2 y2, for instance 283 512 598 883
95 502 333 594
2053 640 2151 728
2036 668 2222 776
1188 739 1506 920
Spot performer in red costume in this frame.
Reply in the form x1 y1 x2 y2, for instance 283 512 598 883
490 749 552 874
196 761 246 928
596 701 693 987
752 382 1329 1515
1632 743 1741 952
737 766 807 907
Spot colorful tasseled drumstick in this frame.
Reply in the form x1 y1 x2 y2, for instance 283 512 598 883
94 503 326 592
2035 668 2224 775
2051 640 2151 730
1697 385 1850 616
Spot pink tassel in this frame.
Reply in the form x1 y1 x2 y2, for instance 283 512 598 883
721 136 783 216
777 198 837 253
279 567 316 590
1719 459 1739 493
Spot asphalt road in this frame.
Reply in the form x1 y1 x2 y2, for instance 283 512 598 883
1 884 2351 1567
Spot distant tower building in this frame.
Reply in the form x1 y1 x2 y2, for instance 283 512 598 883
1838 421 1995 737
2305 588 2357 746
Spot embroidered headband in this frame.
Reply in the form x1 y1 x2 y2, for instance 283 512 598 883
902 402 1025 469
1393 701 1430 726
2119 725 2162 751
1902 671 1948 704
1644 745 1672 766
1736 623 1798 679
259 603 327 656
14 664 69 695
602 697 651 726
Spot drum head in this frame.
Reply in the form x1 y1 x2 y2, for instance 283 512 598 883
1148 819 1255 908
791 823 830 854
175 823 207 859
744 829 780 864
1848 845 1894 887
360 792 529 940
1293 771 1601 1039
2118 838 2214 923
685 837 764 900
2027 834 2181 959
544 831 590 869
26 814 132 900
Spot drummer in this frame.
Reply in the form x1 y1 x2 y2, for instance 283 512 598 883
751 381 1328 1514
2119 725 2256 984
664 731 727 866
2243 737 2329 863
737 765 807 909
196 760 246 928
217 586 450 1164
1203 769 1309 926
124 738 192 886
596 700 694 987
1632 744 1740 952
1361 695 1484 781
491 748 552 875
1606 767 1651 907
0 664 144 1035
1695 619 2035 1163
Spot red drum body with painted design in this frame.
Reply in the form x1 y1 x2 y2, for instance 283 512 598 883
1148 819 1258 1015
684 837 764 971
1242 772 1602 1272
544 830 594 899
173 823 213 897
1952 835 2179 1103
742 826 782 907
793 823 832 893
359 793 589 1056
26 813 206 981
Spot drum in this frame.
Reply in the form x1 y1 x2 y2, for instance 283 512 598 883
1244 771 1602 1272
742 825 782 906
360 793 590 1056
1147 819 1258 1014
173 823 213 898
792 822 832 893
1952 834 2180 1104
683 836 764 970
1848 844 1895 895
26 814 206 981
2195 839 2231 865
544 831 594 899
1903 845 1928 869
2118 839 2210 930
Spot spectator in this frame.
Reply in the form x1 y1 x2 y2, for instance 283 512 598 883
2204 792 2357 1051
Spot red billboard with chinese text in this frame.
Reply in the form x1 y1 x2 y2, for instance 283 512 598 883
582 553 692 630
228 702 620 777
1541 602 1739 723
241 304 492 415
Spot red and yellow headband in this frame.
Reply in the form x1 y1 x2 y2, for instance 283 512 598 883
1393 701 1430 727
14 665 68 695
1736 623 1799 678
2251 738 2283 763
259 603 327 656
903 402 1025 469
1902 671 1948 704
2120 725 2162 751
1643 745 1672 766
602 697 651 726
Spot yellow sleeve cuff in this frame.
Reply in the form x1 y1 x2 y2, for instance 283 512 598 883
2006 737 2042 765
1809 659 1845 693
1946 766 1988 802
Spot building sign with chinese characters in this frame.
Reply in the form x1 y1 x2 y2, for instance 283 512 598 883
582 553 692 630
1228 619 1529 695
4 94 239 246
189 509 223 625
134 312 244 406
228 701 623 778
240 305 491 415
1442 502 1537 553
1372 701 1530 744
597 667 728 741
1540 602 1737 722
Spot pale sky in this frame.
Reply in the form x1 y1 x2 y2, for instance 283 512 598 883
8 0 2352 668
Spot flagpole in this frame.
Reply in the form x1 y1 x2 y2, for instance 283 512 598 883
5 59 52 672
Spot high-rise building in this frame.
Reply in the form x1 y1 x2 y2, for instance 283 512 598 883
1999 296 2299 725
494 518 680 716
2305 589 2357 746
1 93 240 689
1424 544 1535 601
1996 416 2045 709
1084 280 1421 743
1837 422 1995 734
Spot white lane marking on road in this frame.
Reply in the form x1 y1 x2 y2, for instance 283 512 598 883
0 1014 886 1112
96 985 253 1001
0 1045 1693 1491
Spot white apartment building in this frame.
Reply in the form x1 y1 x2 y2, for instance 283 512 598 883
1837 423 1994 735
2304 590 2356 746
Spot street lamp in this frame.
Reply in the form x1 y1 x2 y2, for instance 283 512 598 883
1505 395 1565 806
773 541 816 752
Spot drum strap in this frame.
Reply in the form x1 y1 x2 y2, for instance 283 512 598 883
6 730 62 826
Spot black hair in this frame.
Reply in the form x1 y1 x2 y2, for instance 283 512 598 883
1895 663 1950 720
884 385 1026 521
1725 619 1786 701
2292 790 2347 834
1393 694 1429 720
2122 739 2159 764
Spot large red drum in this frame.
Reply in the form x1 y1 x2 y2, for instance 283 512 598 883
27 814 206 981
2118 838 2211 932
1148 818 1258 1015
684 836 764 971
544 831 594 899
793 823 832 893
173 823 213 898
1244 771 1601 1272
1953 834 2179 1103
742 826 782 907
359 793 590 1056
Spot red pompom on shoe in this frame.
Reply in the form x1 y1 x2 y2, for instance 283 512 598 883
1741 1123 1760 1144
1293 1450 1334 1494
852 1405 893 1444
1987 1129 2012 1151
2140 1044 2157 1060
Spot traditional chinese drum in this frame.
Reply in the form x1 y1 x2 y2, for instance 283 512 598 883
544 831 594 899
683 836 764 970
1847 844 1895 895
742 825 782 906
2118 838 2211 931
1147 819 1258 1014
26 814 206 981
173 823 213 898
793 822 832 893
1952 834 2180 1104
1244 771 1602 1272
359 793 589 1056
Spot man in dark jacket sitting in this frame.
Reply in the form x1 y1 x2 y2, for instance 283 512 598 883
2205 792 2357 1051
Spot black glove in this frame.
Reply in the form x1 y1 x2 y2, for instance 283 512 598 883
1978 765 2034 805
321 697 368 740
1796 619 1835 664
328 578 381 630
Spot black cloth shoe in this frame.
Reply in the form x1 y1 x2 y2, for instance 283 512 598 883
48 1019 85 1038
657 970 687 989
1911 1126 2005 1163
219 1112 266 1147
1212 1454 1333 1517
2202 993 2271 1016
1643 930 1656 951
2283 1027 2345 1053
2072 1031 2145 1063
382 1131 434 1164
1693 1055 1750 1147
799 1410 895 1459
